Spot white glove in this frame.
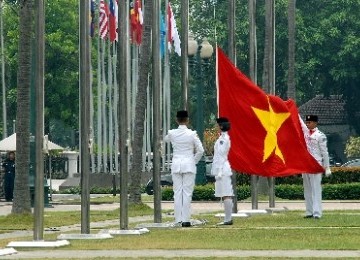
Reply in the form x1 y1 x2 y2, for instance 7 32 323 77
325 168 331 177
215 170 223 180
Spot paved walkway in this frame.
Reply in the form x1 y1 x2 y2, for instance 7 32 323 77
0 197 359 259
2 249 360 259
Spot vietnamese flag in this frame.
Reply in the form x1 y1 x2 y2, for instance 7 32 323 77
216 47 323 177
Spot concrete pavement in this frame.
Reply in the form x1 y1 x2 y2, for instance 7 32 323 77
2 249 360 259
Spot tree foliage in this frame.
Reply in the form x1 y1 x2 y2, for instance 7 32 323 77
2 0 79 144
1 0 359 143
345 136 360 159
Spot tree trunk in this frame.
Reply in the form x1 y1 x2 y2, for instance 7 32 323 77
129 0 152 204
12 0 32 214
287 0 296 100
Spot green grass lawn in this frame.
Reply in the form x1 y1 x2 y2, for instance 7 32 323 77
1 208 360 251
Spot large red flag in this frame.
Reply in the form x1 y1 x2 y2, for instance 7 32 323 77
217 47 323 177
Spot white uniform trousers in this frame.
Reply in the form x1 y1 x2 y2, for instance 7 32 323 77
302 173 322 217
172 172 195 223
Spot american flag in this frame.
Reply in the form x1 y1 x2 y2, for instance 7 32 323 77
99 0 109 39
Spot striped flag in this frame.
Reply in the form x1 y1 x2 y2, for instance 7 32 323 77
167 3 181 56
99 0 109 39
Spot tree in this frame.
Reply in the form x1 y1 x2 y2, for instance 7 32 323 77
344 136 360 159
129 0 153 204
12 0 32 214
3 0 79 146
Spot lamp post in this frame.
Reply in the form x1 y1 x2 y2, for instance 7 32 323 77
188 35 214 185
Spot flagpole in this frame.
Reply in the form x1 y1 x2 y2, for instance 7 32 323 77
101 40 108 173
108 44 114 176
249 0 259 210
180 0 189 109
79 0 91 234
163 0 171 172
227 0 238 214
152 0 162 223
0 1 6 139
268 0 276 208
33 0 45 240
119 0 129 230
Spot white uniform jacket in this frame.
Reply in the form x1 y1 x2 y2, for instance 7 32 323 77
299 119 330 169
211 132 232 177
164 125 204 174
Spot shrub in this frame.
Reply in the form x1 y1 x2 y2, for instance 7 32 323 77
192 184 216 201
236 185 251 200
275 184 304 200
275 183 360 200
323 183 360 200
161 184 251 201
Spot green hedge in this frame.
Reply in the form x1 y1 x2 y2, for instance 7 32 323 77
161 184 251 201
236 167 360 186
162 183 360 201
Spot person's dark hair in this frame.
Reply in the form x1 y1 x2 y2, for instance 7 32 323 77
219 122 230 131
216 117 231 131
177 117 188 124
176 110 189 124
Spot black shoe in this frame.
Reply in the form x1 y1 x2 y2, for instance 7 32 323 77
304 215 313 218
181 222 191 227
217 220 233 226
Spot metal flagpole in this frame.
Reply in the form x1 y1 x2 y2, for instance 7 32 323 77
180 0 189 109
108 44 114 175
90 61 94 173
101 40 108 173
119 0 129 229
163 0 170 172
228 0 238 213
112 44 119 177
0 0 6 138
249 0 259 210
152 0 162 223
79 0 91 234
268 0 276 208
33 0 45 240
96 28 102 173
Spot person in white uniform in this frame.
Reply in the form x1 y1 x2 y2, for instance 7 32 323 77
300 115 331 219
164 110 204 227
212 117 234 225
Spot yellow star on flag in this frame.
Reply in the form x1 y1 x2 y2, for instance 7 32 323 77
252 99 291 163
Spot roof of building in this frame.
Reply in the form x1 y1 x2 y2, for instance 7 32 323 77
298 95 347 125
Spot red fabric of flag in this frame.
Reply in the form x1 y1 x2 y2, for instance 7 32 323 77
130 0 143 45
217 47 323 177
108 0 117 42
99 0 109 39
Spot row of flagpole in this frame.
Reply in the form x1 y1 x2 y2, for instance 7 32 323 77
90 0 180 177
